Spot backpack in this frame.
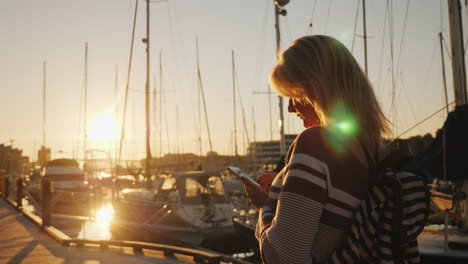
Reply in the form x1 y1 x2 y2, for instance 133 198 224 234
329 148 431 263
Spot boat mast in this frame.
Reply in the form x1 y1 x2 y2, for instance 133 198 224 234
232 50 238 160
42 60 46 164
362 0 368 75
159 51 163 157
153 72 157 157
114 64 119 160
442 0 468 237
439 32 450 115
274 0 288 156
252 106 257 169
118 0 138 171
267 85 273 142
84 42 88 161
176 105 180 154
447 0 468 106
145 0 152 183
195 38 213 153
161 54 171 154
197 58 202 157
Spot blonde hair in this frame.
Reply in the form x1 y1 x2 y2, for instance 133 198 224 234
270 35 390 152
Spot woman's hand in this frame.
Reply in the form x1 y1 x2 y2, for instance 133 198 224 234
240 177 269 210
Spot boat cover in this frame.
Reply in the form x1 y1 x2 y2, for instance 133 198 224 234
409 105 468 182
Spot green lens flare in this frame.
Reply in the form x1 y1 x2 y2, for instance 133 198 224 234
339 31 351 43
334 119 357 136
325 102 359 153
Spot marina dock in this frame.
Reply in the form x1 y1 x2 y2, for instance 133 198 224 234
419 226 468 263
0 197 249 264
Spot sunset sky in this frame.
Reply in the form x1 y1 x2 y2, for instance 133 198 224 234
0 0 460 161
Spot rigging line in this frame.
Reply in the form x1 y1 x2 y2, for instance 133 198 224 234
165 1 180 95
159 51 163 157
153 72 157 157
414 38 437 120
418 37 439 100
399 73 423 135
351 0 360 53
76 62 85 161
161 64 171 154
197 67 202 155
381 68 393 110
254 0 270 92
131 98 136 160
168 0 192 109
284 16 293 45
377 0 389 94
464 0 468 52
83 43 88 161
324 0 332 34
394 0 410 85
232 50 238 157
464 34 468 54
396 101 455 139
114 65 119 161
441 0 443 34
196 39 213 152
268 85 273 142
176 105 181 153
129 88 155 94
118 0 139 167
388 0 397 138
163 88 171 155
443 37 452 61
196 38 202 156
234 58 251 145
198 70 213 152
306 0 318 34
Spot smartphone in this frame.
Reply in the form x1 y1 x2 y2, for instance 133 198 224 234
227 166 259 185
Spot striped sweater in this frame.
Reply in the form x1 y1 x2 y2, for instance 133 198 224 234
255 126 370 263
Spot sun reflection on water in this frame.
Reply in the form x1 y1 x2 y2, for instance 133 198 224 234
78 202 115 240
96 203 114 229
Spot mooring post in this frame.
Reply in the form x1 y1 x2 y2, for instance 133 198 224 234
16 178 23 208
5 177 9 198
42 179 51 227
0 170 4 196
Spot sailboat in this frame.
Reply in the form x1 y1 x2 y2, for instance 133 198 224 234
407 1 468 262
109 1 242 250
24 46 93 219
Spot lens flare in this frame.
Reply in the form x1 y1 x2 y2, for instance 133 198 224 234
339 31 351 43
325 102 359 153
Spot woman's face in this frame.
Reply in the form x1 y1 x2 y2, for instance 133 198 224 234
288 98 319 128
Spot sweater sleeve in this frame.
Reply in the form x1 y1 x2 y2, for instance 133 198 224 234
256 128 329 264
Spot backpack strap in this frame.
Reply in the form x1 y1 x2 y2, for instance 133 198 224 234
357 139 379 186
384 173 405 262
358 139 407 262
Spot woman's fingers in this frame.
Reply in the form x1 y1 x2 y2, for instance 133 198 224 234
240 177 269 209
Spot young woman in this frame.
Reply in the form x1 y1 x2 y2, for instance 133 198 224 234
241 35 390 263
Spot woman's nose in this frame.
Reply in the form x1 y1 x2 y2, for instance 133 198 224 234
288 98 295 113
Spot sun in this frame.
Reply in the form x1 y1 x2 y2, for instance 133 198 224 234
88 111 117 142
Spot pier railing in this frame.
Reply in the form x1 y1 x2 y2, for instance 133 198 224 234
0 173 253 264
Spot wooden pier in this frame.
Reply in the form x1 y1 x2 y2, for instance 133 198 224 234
0 197 249 264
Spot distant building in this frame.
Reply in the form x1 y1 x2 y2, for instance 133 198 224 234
247 134 297 171
37 146 51 166
136 135 299 174
0 143 29 175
